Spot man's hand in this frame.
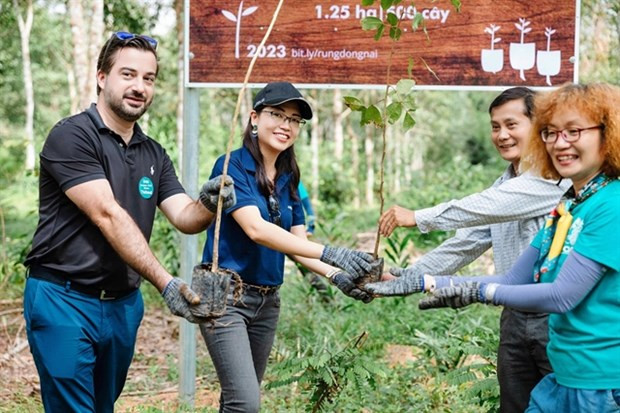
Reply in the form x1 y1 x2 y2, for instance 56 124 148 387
199 175 236 213
418 281 485 310
378 205 416 237
320 246 374 278
162 278 209 323
364 267 425 297
331 271 373 303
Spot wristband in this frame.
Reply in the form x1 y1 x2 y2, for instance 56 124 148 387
325 269 340 284
484 283 500 303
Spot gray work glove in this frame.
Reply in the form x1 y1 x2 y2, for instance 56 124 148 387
162 278 209 324
364 267 425 297
320 246 373 278
331 271 373 303
418 281 485 310
199 175 236 213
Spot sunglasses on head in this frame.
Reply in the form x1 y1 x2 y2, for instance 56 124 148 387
113 31 158 49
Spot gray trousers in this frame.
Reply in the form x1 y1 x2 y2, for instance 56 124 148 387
199 289 280 413
498 308 553 413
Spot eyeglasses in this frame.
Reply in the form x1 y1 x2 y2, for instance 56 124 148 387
114 31 158 49
540 125 602 143
268 194 282 227
263 110 306 127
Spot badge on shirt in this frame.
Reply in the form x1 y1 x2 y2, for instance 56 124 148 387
138 176 154 199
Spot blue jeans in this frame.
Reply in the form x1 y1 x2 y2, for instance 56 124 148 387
199 288 280 413
24 278 143 413
498 308 552 413
526 374 620 413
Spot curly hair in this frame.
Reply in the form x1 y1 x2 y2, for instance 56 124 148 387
523 83 620 180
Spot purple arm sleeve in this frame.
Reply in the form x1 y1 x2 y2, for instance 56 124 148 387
435 245 540 289
492 251 605 313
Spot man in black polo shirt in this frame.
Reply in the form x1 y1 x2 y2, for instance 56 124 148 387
23 32 235 412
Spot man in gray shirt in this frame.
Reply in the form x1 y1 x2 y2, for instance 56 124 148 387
367 87 571 413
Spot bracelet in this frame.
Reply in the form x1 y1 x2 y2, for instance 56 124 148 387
325 269 340 284
484 283 500 303
423 274 436 292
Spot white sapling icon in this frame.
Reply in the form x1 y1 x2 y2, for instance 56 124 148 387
537 27 561 85
509 18 535 80
222 1 258 59
481 24 503 74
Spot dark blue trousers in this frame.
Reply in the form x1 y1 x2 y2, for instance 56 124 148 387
24 278 143 413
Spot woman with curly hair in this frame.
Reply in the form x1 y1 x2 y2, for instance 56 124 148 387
410 82 620 412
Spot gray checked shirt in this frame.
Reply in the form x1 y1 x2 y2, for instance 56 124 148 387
412 166 572 275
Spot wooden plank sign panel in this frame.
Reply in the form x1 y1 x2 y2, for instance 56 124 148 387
188 0 578 89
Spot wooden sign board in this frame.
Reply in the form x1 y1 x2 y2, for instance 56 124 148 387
187 0 578 89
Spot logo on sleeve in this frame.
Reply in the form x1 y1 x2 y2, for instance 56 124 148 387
138 176 154 199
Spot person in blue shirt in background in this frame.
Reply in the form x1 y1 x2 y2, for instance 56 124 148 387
199 82 374 412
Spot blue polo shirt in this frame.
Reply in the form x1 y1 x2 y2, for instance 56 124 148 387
202 146 305 286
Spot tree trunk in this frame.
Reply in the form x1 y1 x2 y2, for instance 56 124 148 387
13 0 35 171
333 88 343 162
347 121 360 208
364 125 375 206
68 0 103 112
310 92 320 207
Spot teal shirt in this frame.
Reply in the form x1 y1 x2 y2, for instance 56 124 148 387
531 180 620 389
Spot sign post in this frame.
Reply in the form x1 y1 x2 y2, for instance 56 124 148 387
188 0 579 89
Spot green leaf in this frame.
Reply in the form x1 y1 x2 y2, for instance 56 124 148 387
386 12 398 27
381 0 394 10
361 105 383 127
389 26 402 41
396 79 415 96
361 0 375 6
343 96 365 111
451 0 462 13
403 112 416 130
411 13 424 31
386 102 402 124
361 17 383 31
374 24 385 41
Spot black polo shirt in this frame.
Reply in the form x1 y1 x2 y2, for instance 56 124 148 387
25 104 185 290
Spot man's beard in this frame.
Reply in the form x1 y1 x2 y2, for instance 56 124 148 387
105 89 152 122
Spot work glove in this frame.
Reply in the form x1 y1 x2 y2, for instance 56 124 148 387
199 175 236 213
364 267 425 297
331 271 373 303
162 278 209 324
418 281 485 310
320 246 374 278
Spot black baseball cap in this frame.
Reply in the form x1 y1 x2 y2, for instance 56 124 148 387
253 82 313 120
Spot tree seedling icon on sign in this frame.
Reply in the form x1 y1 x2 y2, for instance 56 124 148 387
481 24 503 73
222 1 258 59
537 27 561 85
509 17 535 80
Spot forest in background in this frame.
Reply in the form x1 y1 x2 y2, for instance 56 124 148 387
0 0 618 411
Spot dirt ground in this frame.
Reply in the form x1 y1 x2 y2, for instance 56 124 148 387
0 300 219 412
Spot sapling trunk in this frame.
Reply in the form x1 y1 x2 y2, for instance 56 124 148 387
212 0 285 271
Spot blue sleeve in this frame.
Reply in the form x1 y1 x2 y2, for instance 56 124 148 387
492 251 606 313
435 245 539 288
210 154 257 213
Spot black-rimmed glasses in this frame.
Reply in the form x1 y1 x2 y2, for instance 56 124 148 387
263 110 306 127
268 194 282 227
541 125 603 143
114 31 158 49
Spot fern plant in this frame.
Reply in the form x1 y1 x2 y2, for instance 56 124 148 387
267 332 386 412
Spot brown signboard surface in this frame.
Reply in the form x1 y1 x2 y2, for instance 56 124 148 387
188 1 578 89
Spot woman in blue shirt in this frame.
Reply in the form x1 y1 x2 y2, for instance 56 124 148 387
372 83 620 412
200 82 374 412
